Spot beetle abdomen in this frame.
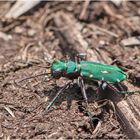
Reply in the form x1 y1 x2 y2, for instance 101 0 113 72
80 61 127 83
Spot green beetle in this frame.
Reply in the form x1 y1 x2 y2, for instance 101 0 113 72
45 59 140 111
16 58 139 112
51 59 126 83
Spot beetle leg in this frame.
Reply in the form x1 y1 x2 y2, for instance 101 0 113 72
45 81 72 112
78 77 89 106
97 99 116 114
95 83 117 121
99 80 108 90
97 80 120 94
116 83 127 99
95 82 117 112
75 53 87 64
77 53 87 60
95 80 108 95
61 55 70 62
103 81 140 95
75 56 80 64
78 77 94 129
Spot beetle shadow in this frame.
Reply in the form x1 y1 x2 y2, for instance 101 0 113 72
43 82 100 112
44 82 127 112
42 78 133 113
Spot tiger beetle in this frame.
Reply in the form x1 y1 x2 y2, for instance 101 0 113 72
35 53 139 127
17 54 140 128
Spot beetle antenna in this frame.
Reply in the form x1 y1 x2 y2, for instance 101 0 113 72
14 72 53 90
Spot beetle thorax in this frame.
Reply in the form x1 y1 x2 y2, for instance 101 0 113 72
51 60 80 79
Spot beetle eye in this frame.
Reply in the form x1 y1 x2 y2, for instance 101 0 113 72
52 70 63 78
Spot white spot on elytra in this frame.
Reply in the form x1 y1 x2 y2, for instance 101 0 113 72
89 74 93 78
56 68 60 71
117 79 120 82
101 70 109 74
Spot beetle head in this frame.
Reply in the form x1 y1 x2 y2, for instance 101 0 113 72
51 60 67 78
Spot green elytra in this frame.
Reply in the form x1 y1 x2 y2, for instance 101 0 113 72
51 59 127 83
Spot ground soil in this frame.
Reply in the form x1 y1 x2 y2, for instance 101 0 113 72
0 1 140 139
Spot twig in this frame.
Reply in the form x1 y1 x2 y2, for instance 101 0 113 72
120 36 140 47
0 115 3 138
3 106 15 118
79 0 91 20
88 24 119 38
54 12 99 61
21 43 34 62
5 0 42 19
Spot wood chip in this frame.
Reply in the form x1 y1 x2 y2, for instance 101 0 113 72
79 0 91 20
5 0 42 18
117 100 140 138
0 32 12 41
120 36 140 47
110 0 123 6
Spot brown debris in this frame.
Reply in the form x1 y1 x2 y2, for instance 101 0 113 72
53 11 104 62
0 1 139 139
79 0 91 20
